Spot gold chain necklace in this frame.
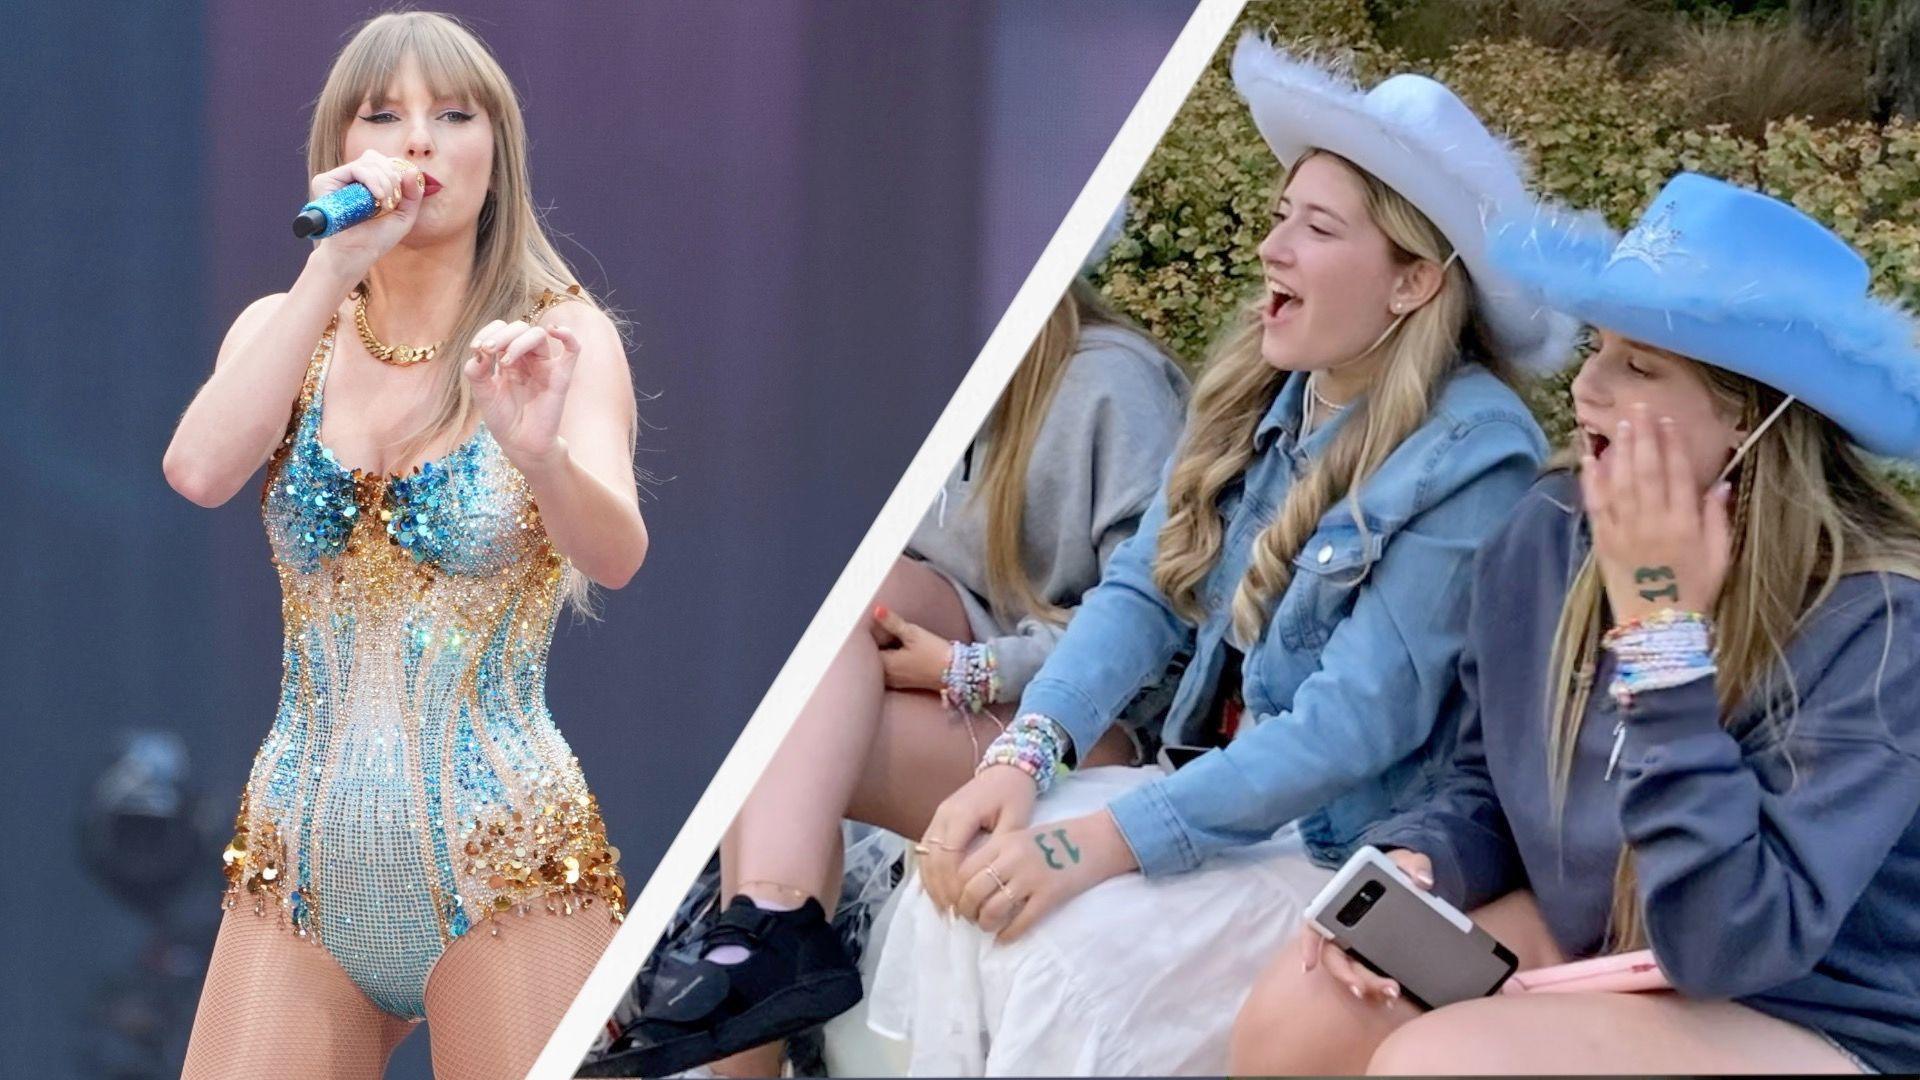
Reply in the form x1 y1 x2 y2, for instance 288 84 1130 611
352 282 585 367
353 289 441 367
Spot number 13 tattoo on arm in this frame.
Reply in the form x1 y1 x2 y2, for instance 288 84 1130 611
1635 564 1679 603
1035 828 1081 871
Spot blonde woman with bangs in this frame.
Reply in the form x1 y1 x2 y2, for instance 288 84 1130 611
1236 175 1920 1076
859 39 1574 1076
164 12 646 1078
607 235 1188 1077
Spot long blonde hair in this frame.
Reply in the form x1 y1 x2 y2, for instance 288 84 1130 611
1152 150 1507 644
972 279 1124 624
308 11 610 467
1544 365 1920 949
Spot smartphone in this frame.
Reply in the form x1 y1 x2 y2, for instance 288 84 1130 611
1156 744 1209 773
1303 846 1518 1010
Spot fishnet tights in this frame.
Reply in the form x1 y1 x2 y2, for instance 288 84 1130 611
183 902 618 1078
183 906 414 1079
422 903 618 1078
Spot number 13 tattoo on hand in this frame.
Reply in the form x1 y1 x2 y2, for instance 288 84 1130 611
1635 564 1679 603
1035 828 1081 871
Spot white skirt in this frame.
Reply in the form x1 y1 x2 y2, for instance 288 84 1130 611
866 765 1336 1076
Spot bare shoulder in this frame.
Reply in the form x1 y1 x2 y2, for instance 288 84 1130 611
540 298 629 369
542 300 635 430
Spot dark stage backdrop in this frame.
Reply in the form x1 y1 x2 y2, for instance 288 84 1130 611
0 1 1194 1075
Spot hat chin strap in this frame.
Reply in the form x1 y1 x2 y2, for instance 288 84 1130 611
1343 250 1462 368
1714 393 1797 486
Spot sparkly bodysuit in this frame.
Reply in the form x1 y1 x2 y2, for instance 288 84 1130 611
220 312 625 1019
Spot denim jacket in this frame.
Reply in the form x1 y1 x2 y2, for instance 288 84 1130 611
1019 364 1546 876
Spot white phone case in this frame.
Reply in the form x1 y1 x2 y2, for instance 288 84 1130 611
1303 846 1518 1009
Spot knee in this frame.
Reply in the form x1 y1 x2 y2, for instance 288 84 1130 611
1366 1021 1429 1076
1367 1009 1492 1076
871 557 927 620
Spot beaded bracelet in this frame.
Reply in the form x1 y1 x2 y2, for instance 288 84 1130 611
1601 609 1716 711
941 641 1000 715
979 713 1070 795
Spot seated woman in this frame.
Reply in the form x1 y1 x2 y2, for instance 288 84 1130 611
864 37 1576 1076
1231 172 1920 1077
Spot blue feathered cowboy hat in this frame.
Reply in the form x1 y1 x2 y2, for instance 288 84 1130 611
1230 35 1580 374
1489 171 1920 460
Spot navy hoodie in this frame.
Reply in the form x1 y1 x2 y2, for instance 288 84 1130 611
1366 471 1920 1073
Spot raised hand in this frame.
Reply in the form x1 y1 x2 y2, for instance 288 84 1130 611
1579 401 1733 626
308 149 426 277
464 319 582 473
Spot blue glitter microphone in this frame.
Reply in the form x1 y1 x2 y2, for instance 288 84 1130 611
292 159 419 239
293 184 381 239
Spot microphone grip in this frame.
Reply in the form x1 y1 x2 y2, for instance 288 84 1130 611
293 183 380 240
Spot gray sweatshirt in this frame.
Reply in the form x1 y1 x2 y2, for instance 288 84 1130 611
906 322 1189 703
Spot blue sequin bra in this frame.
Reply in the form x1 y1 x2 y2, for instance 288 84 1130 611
220 312 625 1019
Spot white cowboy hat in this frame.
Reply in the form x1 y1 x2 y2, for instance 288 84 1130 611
1230 34 1578 374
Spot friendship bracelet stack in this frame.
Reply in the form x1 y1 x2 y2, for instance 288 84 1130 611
941 641 1000 715
979 713 1069 795
1601 609 1716 710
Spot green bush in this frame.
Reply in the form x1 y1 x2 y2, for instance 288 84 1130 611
1094 0 1920 470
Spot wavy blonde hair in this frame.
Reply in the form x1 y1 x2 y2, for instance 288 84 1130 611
1152 150 1507 644
972 279 1125 624
1544 362 1920 950
310 11 624 612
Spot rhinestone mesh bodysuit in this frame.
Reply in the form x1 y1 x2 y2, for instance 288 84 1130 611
220 316 625 1020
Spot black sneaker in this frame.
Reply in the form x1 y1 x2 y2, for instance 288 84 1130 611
583 897 863 1078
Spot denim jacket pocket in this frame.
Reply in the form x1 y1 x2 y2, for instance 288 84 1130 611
1272 523 1382 650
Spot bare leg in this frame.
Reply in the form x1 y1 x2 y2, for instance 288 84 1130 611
1228 889 1569 1076
1368 991 1860 1075
722 557 974 907
711 559 973 1080
182 906 415 1080
421 910 620 1080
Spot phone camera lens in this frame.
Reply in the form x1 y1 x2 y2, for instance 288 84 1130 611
1336 879 1385 927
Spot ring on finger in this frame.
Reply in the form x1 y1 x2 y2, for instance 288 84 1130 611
984 864 1015 901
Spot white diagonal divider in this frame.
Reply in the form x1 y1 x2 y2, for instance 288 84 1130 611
530 2 1247 1074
